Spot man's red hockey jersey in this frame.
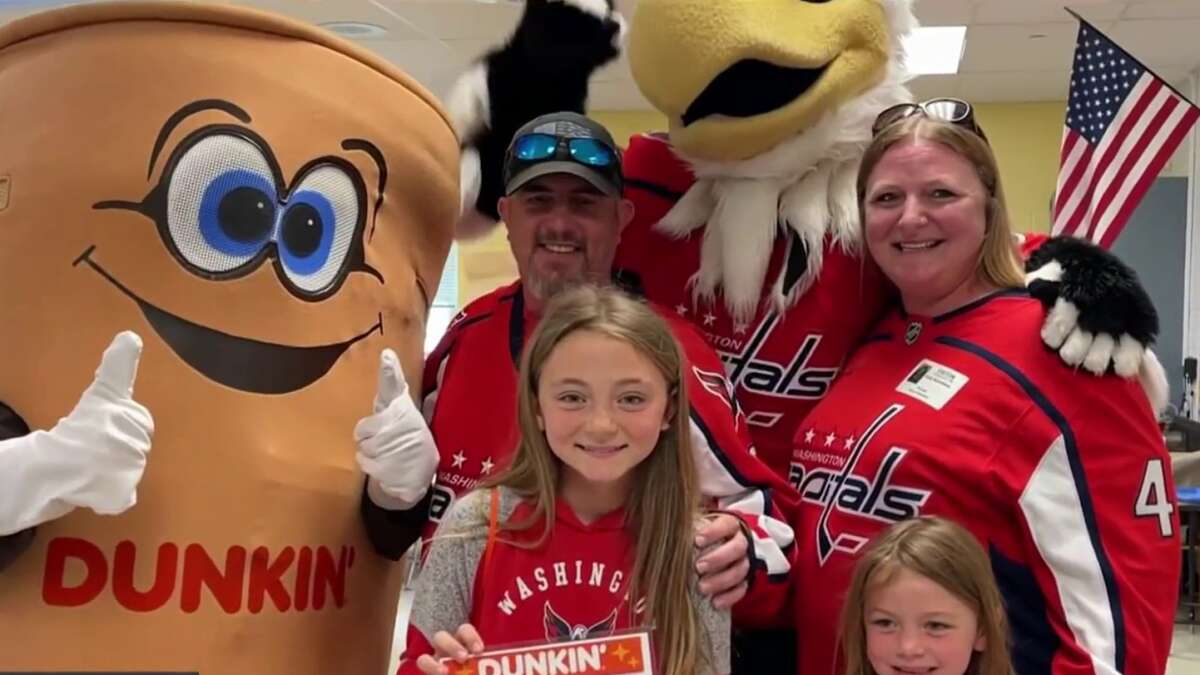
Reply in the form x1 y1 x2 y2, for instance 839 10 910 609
398 488 731 674
789 291 1179 675
615 134 892 483
420 281 795 588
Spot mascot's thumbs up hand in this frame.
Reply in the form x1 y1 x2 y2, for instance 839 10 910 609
0 331 154 535
355 349 438 510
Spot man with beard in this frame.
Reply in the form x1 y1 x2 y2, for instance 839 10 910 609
359 112 796 615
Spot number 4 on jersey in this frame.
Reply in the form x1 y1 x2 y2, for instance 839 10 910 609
1134 459 1175 537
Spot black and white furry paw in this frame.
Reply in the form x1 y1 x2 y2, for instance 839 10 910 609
445 0 624 238
1024 235 1158 377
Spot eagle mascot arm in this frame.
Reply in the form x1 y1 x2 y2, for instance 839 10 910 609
447 0 624 238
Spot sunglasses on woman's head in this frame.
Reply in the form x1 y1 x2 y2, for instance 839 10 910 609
871 97 987 141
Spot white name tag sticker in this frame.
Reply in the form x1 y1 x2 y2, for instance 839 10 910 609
896 359 969 410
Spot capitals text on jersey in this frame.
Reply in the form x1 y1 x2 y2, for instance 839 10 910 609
719 313 838 400
804 405 931 564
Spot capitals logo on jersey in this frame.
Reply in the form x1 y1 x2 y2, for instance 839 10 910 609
716 312 838 425
692 365 742 423
791 405 933 564
544 603 619 642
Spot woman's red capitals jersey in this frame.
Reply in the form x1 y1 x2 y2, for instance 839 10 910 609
398 488 731 674
789 291 1179 675
614 133 892 482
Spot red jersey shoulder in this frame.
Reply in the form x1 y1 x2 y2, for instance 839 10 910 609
968 298 1118 381
424 281 519 396
616 135 699 275
447 281 520 332
653 302 718 362
933 294 1158 430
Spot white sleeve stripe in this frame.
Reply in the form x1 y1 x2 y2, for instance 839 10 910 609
421 349 451 424
941 335 1128 672
689 413 764 497
717 489 766 518
1019 435 1120 675
748 527 792 577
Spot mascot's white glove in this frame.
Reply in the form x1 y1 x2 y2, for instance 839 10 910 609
0 331 153 536
355 349 438 510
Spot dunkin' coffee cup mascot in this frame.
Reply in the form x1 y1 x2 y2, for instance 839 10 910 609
440 0 1166 673
0 2 455 672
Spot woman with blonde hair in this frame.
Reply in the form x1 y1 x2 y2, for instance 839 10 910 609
839 516 1014 675
400 283 728 675
787 101 1178 675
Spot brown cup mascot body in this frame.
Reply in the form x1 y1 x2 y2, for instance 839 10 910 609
0 3 457 672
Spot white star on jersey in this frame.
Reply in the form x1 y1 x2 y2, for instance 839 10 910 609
804 429 816 444
675 304 688 315
481 456 495 474
452 451 466 469
844 435 856 450
824 432 836 447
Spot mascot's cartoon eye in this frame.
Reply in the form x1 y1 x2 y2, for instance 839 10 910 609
276 164 362 295
167 133 278 273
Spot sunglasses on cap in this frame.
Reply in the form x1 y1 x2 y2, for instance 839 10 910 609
871 98 987 141
511 133 618 168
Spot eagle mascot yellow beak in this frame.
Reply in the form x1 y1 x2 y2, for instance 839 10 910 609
629 0 904 161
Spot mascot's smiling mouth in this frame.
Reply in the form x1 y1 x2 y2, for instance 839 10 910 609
74 245 381 395
681 59 831 126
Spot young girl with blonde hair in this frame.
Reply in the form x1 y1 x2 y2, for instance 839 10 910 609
840 517 1015 675
400 284 729 675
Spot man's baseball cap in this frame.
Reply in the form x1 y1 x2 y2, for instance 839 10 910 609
503 111 623 196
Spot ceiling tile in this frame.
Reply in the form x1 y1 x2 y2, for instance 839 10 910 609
907 73 961 101
374 0 519 41
972 0 1125 25
955 71 1073 102
365 38 470 89
233 0 427 39
913 0 976 26
959 23 1082 73
1106 19 1200 68
1123 0 1200 20
0 0 84 23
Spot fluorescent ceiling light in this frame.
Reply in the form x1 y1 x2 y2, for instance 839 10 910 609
902 26 967 75
319 21 388 38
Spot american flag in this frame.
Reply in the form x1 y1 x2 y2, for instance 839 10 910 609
1051 17 1198 249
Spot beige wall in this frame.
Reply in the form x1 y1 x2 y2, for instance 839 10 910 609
458 104 1097 305
974 102 1064 234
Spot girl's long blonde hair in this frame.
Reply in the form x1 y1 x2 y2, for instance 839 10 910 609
484 283 709 675
839 517 1016 675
